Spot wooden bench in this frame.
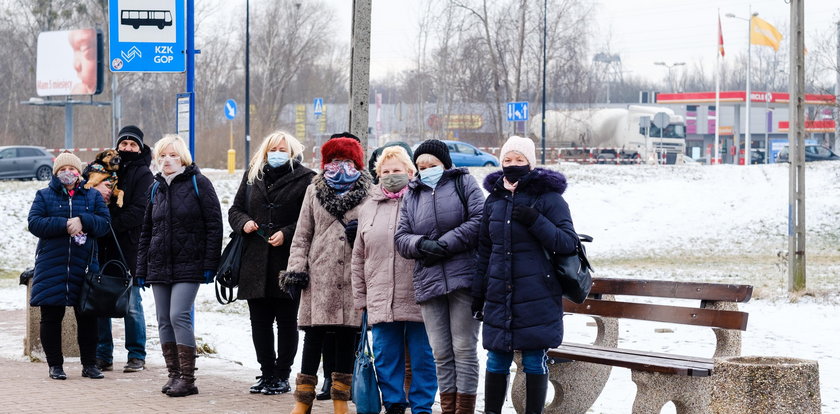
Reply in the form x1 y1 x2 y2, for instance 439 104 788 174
511 278 753 414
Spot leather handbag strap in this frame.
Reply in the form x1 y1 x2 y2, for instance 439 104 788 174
108 223 131 277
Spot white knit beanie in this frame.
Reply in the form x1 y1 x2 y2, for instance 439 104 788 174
52 151 84 175
500 135 537 169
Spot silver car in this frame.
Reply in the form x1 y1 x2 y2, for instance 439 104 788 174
0 146 55 181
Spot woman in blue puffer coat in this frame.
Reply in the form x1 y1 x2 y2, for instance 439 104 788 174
28 152 110 381
395 139 484 413
471 136 578 414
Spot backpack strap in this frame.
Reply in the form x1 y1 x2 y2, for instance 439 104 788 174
149 176 199 204
454 174 468 219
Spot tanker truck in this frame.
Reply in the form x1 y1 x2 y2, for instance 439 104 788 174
530 105 687 164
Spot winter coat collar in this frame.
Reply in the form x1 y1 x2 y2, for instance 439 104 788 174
313 169 372 219
484 167 567 195
154 163 199 185
408 167 470 191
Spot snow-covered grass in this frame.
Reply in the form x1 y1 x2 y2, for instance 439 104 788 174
1 163 838 413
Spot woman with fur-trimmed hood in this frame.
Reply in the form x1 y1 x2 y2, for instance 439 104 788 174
280 134 371 414
471 136 578 414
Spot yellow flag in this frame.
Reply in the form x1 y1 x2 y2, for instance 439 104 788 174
750 17 783 51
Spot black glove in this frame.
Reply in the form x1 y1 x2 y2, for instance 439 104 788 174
344 219 358 247
512 205 540 226
472 297 485 321
418 238 449 266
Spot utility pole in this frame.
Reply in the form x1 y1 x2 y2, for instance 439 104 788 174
540 0 547 164
788 0 806 292
245 0 251 168
349 0 372 150
834 21 839 151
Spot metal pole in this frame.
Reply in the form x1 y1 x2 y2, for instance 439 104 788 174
186 0 196 159
245 0 251 168
65 103 74 150
349 0 372 149
111 72 117 146
745 7 752 166
835 21 839 151
540 0 547 164
788 0 806 292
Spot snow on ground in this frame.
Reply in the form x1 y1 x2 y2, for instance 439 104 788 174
1 163 838 413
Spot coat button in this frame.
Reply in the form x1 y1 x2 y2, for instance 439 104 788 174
506 251 511 255
339 236 345 241
338 260 344 265
507 220 510 224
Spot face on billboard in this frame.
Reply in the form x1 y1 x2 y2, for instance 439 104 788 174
37 29 102 96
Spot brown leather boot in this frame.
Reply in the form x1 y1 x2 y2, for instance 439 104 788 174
330 372 352 414
160 342 180 393
166 345 198 397
290 373 318 414
455 393 476 414
439 391 457 414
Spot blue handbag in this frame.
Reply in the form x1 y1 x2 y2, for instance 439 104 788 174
352 310 382 414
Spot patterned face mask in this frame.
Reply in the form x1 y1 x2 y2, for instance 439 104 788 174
56 170 80 186
323 160 361 192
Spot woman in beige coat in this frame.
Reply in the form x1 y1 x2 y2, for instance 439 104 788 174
351 146 437 414
280 135 370 414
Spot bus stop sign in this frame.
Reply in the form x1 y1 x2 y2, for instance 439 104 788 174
109 0 186 72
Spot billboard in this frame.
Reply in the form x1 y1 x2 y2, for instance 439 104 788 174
36 29 104 96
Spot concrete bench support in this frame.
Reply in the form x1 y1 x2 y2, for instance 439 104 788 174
24 281 79 359
711 356 821 414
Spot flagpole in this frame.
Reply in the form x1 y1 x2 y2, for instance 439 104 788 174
745 5 753 166
715 10 721 165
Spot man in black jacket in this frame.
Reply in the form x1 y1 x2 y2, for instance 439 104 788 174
95 125 154 373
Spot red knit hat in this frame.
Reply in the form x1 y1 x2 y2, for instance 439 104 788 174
321 137 365 169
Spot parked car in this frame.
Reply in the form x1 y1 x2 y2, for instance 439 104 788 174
0 146 55 180
443 140 499 167
776 145 840 163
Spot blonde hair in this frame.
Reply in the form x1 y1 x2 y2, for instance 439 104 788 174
153 134 192 166
415 153 442 167
375 146 416 176
247 131 305 184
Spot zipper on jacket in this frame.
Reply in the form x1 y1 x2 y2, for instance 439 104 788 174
66 196 73 304
430 188 449 293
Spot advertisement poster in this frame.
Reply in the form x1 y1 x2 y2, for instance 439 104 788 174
36 29 102 96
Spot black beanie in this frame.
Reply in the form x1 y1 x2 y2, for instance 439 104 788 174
413 139 452 169
329 131 361 143
117 125 144 147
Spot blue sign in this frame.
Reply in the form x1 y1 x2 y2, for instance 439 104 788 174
313 98 324 116
507 101 529 121
109 0 186 72
224 99 237 120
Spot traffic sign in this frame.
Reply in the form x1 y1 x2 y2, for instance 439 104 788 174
109 0 186 72
652 112 670 128
313 98 324 116
224 99 237 120
507 101 529 121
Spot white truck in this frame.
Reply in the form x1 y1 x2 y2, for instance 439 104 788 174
531 105 687 164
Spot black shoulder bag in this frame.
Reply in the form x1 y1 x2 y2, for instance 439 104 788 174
215 184 251 304
529 197 594 304
78 225 133 318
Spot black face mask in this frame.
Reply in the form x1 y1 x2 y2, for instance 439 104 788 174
118 150 141 164
502 164 531 183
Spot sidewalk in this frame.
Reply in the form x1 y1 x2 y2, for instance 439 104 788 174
0 309 349 413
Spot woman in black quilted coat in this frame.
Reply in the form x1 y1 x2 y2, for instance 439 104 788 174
227 131 315 395
136 134 222 398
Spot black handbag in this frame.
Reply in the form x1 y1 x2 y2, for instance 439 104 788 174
529 197 594 304
214 232 244 305
77 225 133 318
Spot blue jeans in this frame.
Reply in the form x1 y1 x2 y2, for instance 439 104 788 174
96 286 146 362
486 349 548 375
371 322 438 412
419 289 480 394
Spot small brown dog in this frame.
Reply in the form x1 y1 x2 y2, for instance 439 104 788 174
84 149 125 207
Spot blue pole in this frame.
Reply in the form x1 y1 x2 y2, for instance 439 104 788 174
186 0 196 159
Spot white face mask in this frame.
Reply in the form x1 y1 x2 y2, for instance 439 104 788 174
159 154 182 172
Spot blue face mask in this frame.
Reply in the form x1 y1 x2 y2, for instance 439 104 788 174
267 151 290 168
419 165 444 188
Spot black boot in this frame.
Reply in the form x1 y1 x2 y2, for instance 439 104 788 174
524 373 548 414
483 371 509 414
167 345 198 397
249 376 268 394
315 375 332 400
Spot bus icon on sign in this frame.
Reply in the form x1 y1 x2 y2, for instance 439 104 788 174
121 10 173 30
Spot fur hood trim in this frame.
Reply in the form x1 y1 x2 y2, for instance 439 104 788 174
313 170 372 219
483 167 567 195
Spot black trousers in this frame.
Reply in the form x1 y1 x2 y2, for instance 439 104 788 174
300 326 359 376
40 305 97 367
247 297 300 379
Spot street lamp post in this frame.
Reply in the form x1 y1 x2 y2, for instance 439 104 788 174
726 10 759 165
653 61 685 92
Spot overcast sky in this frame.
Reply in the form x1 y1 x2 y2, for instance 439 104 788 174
222 1 840 83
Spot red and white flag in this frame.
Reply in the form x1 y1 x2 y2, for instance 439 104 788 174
717 14 725 57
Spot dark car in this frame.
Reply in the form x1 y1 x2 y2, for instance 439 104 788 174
0 146 55 180
776 145 840 163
